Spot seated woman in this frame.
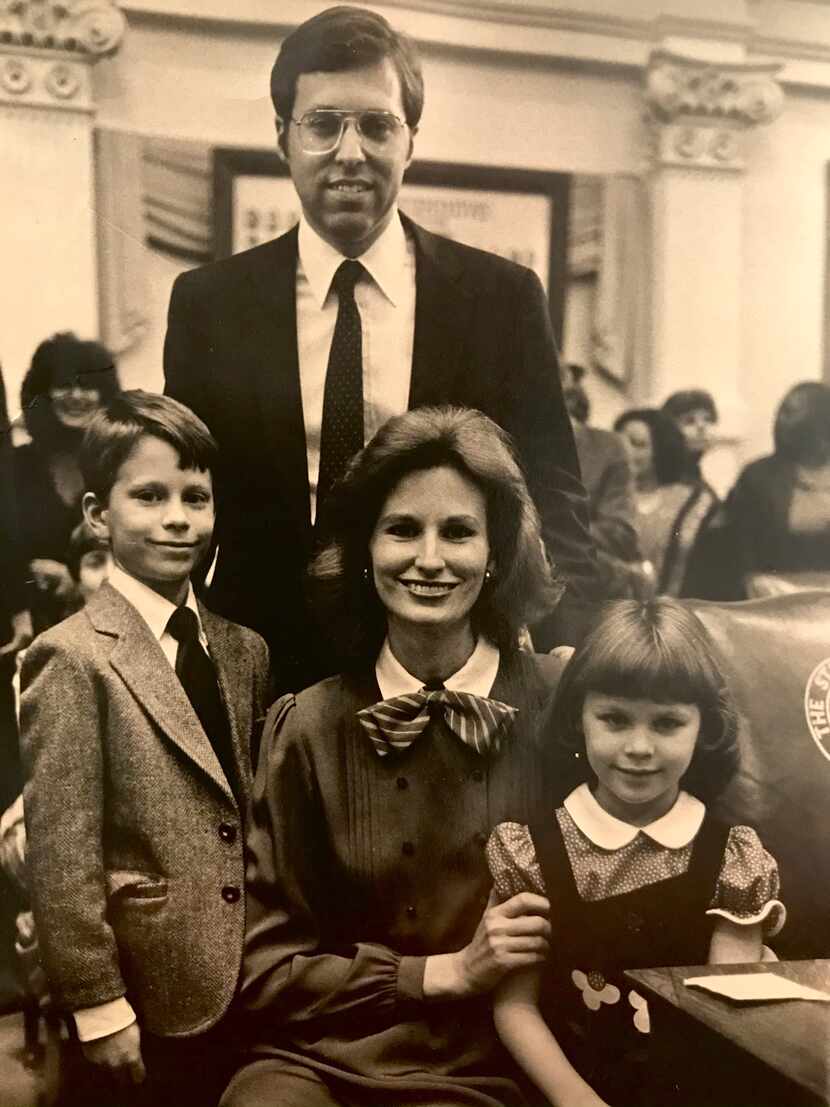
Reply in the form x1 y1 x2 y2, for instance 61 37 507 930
614 408 718 597
223 407 564 1107
723 381 830 597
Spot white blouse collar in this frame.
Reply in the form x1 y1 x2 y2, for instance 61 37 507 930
563 783 705 850
376 636 500 700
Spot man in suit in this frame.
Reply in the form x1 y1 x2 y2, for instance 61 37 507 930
561 363 642 597
164 5 598 693
20 392 270 1104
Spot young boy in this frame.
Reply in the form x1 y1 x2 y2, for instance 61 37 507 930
20 390 271 1104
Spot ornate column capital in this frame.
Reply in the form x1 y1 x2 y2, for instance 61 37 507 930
0 0 125 110
644 49 784 171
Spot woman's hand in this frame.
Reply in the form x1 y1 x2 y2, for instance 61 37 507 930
424 888 550 999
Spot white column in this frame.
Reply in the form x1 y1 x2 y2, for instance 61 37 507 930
642 50 783 490
0 1 126 420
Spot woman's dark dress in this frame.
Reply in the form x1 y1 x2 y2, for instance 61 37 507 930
231 649 561 1106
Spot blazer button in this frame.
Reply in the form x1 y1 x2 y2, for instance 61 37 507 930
402 841 415 857
218 823 237 844
405 905 417 919
471 768 484 783
396 776 409 790
221 885 241 904
626 911 644 933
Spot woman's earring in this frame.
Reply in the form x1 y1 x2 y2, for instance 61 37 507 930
484 567 494 583
362 567 370 582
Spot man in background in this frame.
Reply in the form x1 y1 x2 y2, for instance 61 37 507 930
561 362 642 597
165 6 598 691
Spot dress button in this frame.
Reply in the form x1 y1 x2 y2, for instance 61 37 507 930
405 905 417 919
471 768 484 783
218 822 237 844
402 841 415 857
474 831 488 848
396 776 409 790
626 911 643 933
221 885 241 904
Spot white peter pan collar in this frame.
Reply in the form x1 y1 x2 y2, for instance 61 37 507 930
376 636 500 700
564 783 705 850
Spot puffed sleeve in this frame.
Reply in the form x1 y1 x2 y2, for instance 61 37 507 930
706 825 786 937
239 694 424 1030
485 822 547 901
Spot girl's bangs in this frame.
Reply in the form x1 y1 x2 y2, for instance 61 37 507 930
583 632 709 706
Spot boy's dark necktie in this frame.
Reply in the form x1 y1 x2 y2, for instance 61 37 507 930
317 259 365 511
166 606 237 799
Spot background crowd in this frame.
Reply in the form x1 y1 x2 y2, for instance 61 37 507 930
1 4 829 1106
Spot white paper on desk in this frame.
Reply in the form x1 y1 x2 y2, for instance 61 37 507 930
683 973 830 1003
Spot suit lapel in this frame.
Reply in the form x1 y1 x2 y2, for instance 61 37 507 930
87 585 234 802
406 218 474 409
200 605 253 794
246 228 312 538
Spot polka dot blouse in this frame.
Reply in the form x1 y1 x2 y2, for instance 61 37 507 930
487 786 785 937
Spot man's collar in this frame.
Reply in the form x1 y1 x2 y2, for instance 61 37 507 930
298 210 410 308
107 564 200 642
376 636 500 699
563 783 705 849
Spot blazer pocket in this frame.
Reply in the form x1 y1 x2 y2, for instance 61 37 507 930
106 869 169 902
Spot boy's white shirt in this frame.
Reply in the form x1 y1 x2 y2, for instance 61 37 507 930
74 566 206 1042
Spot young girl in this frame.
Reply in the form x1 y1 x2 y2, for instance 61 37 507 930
486 598 784 1107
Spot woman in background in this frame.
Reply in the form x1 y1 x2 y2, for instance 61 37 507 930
614 408 717 597
13 332 119 632
723 381 830 597
661 389 719 489
224 406 564 1107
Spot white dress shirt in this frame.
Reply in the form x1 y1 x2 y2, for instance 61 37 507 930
73 565 207 1043
296 211 416 523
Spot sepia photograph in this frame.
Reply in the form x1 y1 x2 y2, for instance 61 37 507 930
1 1 829 1104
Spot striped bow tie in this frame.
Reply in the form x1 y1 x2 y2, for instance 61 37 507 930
357 688 518 758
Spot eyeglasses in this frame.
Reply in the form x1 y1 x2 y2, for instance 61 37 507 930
290 109 407 154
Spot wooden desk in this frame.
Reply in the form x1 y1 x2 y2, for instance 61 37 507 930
627 960 830 1107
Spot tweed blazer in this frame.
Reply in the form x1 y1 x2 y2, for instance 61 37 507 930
20 582 270 1037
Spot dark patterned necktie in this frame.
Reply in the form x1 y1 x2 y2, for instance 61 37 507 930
357 686 518 758
166 606 237 797
317 259 365 509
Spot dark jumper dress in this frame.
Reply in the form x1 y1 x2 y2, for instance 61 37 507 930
529 812 729 1107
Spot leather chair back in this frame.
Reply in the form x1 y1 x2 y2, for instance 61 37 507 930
689 592 830 957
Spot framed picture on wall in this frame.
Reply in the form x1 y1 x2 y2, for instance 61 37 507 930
213 147 571 343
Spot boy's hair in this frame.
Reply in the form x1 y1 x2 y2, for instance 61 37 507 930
270 6 424 133
309 405 560 664
548 598 739 804
81 390 218 503
66 520 109 582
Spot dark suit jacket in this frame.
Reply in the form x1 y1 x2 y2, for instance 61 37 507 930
164 217 597 690
20 583 270 1036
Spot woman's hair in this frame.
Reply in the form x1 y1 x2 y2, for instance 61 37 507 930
547 598 739 803
773 381 830 464
270 6 424 133
21 331 119 445
614 407 690 485
309 406 560 664
81 390 218 504
661 389 719 425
